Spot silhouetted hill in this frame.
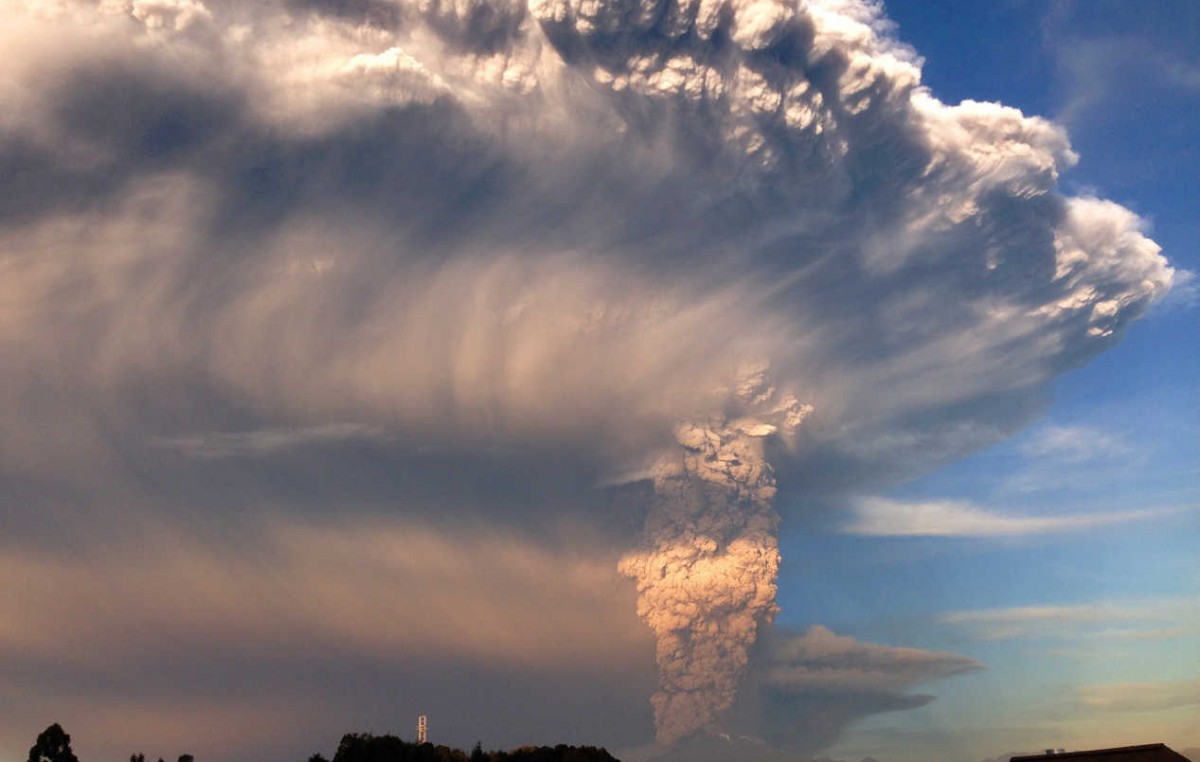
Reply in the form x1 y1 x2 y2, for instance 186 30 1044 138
976 752 1034 762
981 748 1199 762
311 733 622 762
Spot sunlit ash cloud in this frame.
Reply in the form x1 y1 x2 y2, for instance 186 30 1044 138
0 0 1181 755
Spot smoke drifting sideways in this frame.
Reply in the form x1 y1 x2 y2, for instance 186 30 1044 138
0 0 1180 753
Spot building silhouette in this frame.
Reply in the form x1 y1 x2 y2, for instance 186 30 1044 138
1012 744 1191 762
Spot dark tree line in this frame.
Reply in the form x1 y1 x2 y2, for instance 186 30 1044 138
25 722 619 762
25 723 193 762
308 734 621 762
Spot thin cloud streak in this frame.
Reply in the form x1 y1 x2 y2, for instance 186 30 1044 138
842 496 1177 537
940 598 1200 641
1078 678 1200 713
151 424 396 458
1019 424 1131 463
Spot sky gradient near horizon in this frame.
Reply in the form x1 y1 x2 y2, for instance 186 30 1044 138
0 1 1196 762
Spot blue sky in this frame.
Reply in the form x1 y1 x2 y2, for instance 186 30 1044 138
775 2 1198 758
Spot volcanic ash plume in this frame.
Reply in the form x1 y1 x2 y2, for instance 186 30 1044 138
619 373 810 745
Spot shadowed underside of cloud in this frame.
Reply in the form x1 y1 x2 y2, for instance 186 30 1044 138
722 626 984 756
628 625 982 762
0 0 1182 757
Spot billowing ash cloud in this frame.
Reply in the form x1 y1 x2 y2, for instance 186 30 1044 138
619 367 809 743
0 0 1181 753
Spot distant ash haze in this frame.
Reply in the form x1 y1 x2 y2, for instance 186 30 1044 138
0 0 1183 760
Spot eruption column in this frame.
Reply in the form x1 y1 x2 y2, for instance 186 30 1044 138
620 375 809 745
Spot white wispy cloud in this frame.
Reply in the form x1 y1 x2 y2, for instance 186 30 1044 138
1079 678 1200 713
1160 267 1199 309
1020 424 1130 463
939 598 1200 641
1054 33 1200 125
842 496 1172 537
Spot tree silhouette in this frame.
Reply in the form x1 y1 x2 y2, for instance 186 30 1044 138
312 734 620 762
28 724 79 762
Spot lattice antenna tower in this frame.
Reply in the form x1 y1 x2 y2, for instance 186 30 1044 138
417 715 428 745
